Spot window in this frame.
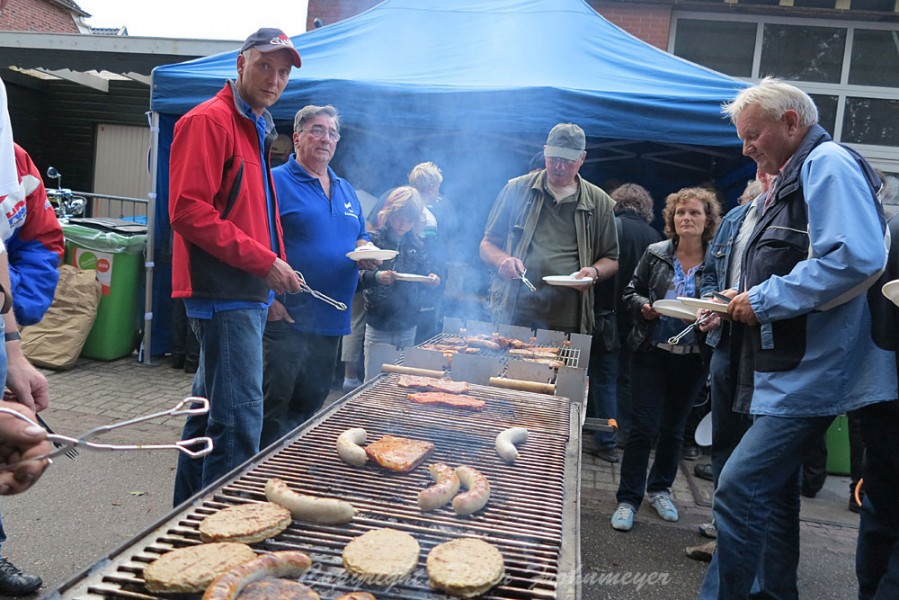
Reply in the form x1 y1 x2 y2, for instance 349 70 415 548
850 29 899 87
842 97 899 146
760 24 846 83
671 11 899 161
673 19 757 77
808 94 838 135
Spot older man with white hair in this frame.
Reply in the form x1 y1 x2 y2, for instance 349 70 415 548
701 78 895 599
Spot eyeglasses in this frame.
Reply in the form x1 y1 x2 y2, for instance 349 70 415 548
302 124 340 142
547 156 576 166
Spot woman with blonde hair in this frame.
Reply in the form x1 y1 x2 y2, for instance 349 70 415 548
610 186 721 532
360 186 440 381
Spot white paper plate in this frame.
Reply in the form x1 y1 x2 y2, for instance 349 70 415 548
346 248 398 261
652 299 697 321
542 275 593 287
678 296 730 314
394 273 432 283
694 412 713 447
883 279 899 307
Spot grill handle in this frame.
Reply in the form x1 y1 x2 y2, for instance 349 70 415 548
381 364 446 378
489 376 555 395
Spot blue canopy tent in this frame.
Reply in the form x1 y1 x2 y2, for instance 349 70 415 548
144 0 750 357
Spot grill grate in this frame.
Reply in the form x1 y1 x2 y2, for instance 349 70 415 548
421 333 580 370
54 376 580 599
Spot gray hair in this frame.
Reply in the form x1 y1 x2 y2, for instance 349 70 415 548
408 162 443 194
722 77 818 128
293 104 340 135
740 179 764 204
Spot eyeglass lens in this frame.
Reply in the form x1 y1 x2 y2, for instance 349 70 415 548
307 125 340 141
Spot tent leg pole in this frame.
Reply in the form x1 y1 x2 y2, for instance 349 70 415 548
140 110 159 366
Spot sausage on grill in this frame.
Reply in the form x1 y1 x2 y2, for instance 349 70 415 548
417 462 460 511
452 465 491 515
202 551 312 600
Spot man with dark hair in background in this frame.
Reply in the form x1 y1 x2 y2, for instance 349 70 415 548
169 28 302 506
588 183 662 463
480 123 618 335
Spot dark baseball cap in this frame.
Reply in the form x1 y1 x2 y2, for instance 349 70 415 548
240 28 301 68
544 123 586 161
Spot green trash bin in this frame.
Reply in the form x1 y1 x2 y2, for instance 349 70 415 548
826 414 851 476
62 219 147 361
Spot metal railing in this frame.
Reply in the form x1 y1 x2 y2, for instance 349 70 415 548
77 192 149 221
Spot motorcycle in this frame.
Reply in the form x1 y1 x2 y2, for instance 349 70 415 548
45 166 87 219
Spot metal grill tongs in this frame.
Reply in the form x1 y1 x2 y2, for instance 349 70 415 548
668 312 716 345
0 397 213 468
289 270 348 311
519 268 537 293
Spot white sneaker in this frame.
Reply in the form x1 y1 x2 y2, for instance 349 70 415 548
610 503 635 531
649 492 679 522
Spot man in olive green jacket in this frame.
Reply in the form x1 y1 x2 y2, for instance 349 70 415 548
480 123 618 335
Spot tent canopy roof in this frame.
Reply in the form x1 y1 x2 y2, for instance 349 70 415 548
151 0 747 147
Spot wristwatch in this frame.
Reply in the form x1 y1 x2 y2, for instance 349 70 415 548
4 331 21 342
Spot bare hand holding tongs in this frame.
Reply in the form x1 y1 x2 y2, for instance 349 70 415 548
288 270 348 311
0 397 214 469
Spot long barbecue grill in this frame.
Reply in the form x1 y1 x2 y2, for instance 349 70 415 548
49 373 583 599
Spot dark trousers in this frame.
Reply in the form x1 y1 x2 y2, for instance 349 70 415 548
616 346 706 508
616 344 635 443
709 328 753 486
261 321 340 449
171 298 199 360
857 400 899 600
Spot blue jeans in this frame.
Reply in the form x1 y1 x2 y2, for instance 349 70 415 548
363 324 415 383
173 307 267 506
857 401 899 600
261 322 340 449
706 414 833 600
588 350 619 448
616 346 705 509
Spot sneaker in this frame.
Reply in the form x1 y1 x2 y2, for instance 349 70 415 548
649 492 679 522
685 540 716 562
694 463 714 482
589 446 619 463
0 557 42 596
342 377 362 392
610 503 635 531
682 445 701 461
699 518 717 539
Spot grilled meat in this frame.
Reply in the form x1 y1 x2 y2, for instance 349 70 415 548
396 375 470 394
407 392 486 411
364 435 435 472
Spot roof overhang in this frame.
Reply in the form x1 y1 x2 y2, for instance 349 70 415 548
0 31 239 89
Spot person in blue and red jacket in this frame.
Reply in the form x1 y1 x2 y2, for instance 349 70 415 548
0 144 64 327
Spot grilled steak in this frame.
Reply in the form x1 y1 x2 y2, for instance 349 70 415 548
407 392 486 411
396 375 470 394
364 435 435 472
509 347 561 359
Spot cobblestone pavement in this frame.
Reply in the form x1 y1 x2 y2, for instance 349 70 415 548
5 355 860 599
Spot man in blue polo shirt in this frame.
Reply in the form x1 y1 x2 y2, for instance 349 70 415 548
261 105 378 447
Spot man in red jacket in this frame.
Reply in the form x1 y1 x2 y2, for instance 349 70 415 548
169 28 302 505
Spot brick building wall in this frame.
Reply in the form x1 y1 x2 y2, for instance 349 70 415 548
305 0 673 49
0 0 81 34
591 1 672 50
